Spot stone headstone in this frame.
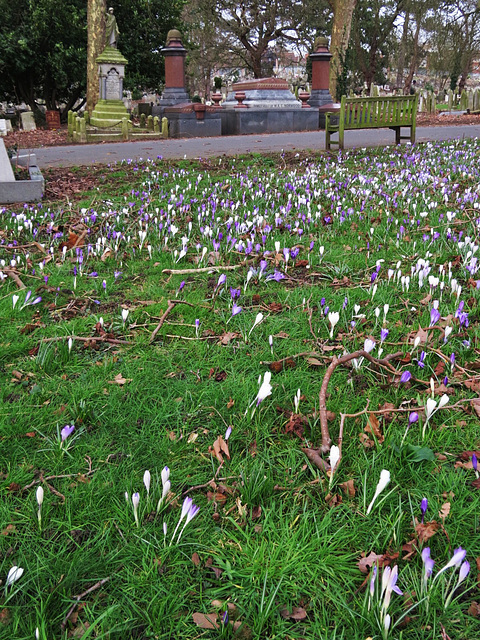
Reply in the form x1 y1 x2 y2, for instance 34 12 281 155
5 120 12 133
106 68 121 100
0 120 6 136
21 111 36 131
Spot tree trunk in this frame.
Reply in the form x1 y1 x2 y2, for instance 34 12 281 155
87 0 106 115
403 17 421 94
329 0 357 100
396 10 410 89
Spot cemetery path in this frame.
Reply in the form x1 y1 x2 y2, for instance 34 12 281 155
31 125 480 168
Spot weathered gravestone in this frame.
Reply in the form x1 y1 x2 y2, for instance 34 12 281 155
20 111 36 131
0 120 7 136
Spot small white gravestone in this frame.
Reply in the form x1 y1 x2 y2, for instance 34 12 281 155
21 111 36 131
5 120 12 133
0 120 6 136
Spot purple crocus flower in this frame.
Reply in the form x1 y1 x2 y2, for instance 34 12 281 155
417 351 426 369
216 274 226 290
61 424 75 441
430 308 441 326
222 611 229 626
421 497 428 523
409 412 419 424
231 302 242 316
380 328 389 342
400 370 412 383
422 547 435 590
473 453 478 472
224 426 232 440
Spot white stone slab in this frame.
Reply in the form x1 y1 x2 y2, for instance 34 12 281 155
0 120 6 136
0 139 15 182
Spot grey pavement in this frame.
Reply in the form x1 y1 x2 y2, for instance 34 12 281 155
33 124 480 168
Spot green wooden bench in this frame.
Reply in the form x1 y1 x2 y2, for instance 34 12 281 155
325 94 418 150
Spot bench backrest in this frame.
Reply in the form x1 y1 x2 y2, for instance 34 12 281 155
339 95 418 128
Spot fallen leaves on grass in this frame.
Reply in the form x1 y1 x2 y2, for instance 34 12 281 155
365 414 384 443
210 435 230 463
107 373 132 385
415 520 440 543
280 606 308 621
438 502 451 521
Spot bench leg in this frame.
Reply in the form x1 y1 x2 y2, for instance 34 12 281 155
394 127 400 144
326 128 331 151
339 129 344 150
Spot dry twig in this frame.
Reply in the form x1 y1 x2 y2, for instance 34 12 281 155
60 577 110 631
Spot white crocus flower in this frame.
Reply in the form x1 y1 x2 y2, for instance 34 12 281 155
366 469 391 515
12 295 19 309
121 308 129 324
248 312 264 337
328 311 340 339
132 492 140 528
36 486 44 530
5 566 24 590
364 338 375 353
256 371 272 405
143 470 151 495
329 445 340 487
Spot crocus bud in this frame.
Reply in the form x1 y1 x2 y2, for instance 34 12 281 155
366 469 391 515
143 470 151 495
420 497 428 522
36 486 44 507
5 566 24 589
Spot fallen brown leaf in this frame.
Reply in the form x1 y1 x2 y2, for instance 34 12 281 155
468 602 480 617
359 432 375 449
415 520 440 543
358 551 387 574
192 612 218 629
339 479 355 498
107 373 131 385
365 414 384 443
471 398 480 419
219 331 239 345
191 552 201 567
438 502 451 521
280 606 308 621
211 435 230 463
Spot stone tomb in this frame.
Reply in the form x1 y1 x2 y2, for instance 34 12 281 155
0 139 44 204
220 78 319 135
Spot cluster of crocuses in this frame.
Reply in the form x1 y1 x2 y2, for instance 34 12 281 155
367 497 471 638
125 467 200 545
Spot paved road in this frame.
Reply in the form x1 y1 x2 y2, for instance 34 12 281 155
34 124 480 168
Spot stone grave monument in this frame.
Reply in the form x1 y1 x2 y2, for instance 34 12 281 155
20 111 36 131
90 8 130 129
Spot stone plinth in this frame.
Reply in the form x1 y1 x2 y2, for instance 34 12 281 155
307 36 339 127
91 46 130 128
164 103 221 138
220 108 319 136
223 78 302 109
158 29 190 109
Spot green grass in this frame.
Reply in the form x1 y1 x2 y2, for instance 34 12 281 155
1 141 480 639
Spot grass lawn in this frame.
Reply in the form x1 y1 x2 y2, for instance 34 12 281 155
1 141 480 640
